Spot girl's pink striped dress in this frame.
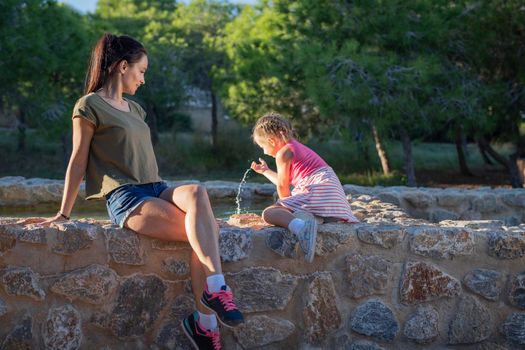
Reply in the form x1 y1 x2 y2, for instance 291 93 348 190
277 140 359 222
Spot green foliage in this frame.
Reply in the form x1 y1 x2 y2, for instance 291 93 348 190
0 0 93 141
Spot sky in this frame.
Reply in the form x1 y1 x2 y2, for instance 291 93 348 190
60 0 257 13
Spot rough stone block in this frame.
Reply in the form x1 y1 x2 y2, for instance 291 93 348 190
508 272 525 309
109 274 167 338
463 269 502 301
219 227 252 262
501 313 525 346
376 192 401 206
448 295 492 344
430 209 460 222
344 253 390 299
303 272 342 344
436 192 464 207
1 266 45 301
403 191 434 208
155 295 194 350
356 224 404 249
0 225 17 255
350 299 399 342
501 191 525 208
439 220 504 230
472 194 498 213
233 315 295 348
50 264 119 304
161 257 189 277
400 261 461 305
264 226 300 258
488 231 525 259
42 304 82 350
403 306 439 344
105 226 145 265
0 315 33 349
0 298 6 316
349 340 386 350
316 222 356 255
203 181 236 198
17 225 49 244
226 267 298 313
409 227 474 259
52 221 100 255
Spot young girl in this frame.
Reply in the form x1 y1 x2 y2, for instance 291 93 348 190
251 113 358 262
28 33 242 350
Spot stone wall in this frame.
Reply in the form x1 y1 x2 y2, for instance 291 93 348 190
1 192 525 349
344 184 525 226
1 176 524 225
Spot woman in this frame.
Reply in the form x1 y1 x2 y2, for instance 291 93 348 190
32 33 242 350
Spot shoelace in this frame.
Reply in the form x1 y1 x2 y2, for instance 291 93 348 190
212 290 237 312
210 330 221 350
196 321 222 350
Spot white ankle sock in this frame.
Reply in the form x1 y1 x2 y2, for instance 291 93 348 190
288 218 306 236
206 274 226 293
198 311 218 330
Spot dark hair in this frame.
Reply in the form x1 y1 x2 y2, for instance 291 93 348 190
252 112 296 142
84 33 147 94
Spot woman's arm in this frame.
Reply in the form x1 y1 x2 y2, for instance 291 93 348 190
275 145 293 199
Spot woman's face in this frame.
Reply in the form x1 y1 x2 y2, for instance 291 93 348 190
122 54 148 95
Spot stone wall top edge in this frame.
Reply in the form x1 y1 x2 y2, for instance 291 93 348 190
1 176 523 193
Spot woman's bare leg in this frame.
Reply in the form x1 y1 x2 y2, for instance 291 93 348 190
124 184 221 314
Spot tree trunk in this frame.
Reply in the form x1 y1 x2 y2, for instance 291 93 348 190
455 126 473 176
478 136 522 187
477 140 494 165
400 127 417 187
211 91 218 150
371 124 391 175
146 104 159 146
17 109 26 152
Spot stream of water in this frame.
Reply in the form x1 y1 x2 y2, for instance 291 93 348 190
235 168 252 215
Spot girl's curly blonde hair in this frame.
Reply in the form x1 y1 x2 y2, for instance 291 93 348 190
252 112 295 142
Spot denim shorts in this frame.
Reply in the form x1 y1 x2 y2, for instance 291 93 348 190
105 182 169 228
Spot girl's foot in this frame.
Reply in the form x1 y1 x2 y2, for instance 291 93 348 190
297 215 318 262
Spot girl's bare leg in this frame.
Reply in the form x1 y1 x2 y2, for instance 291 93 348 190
261 205 295 228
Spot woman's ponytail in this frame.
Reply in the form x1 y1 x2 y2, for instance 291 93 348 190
84 33 147 94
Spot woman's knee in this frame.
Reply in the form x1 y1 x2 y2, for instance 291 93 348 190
185 184 209 202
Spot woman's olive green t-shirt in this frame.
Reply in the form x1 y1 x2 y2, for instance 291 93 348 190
73 93 162 200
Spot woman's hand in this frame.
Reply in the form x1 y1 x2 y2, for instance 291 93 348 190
18 212 69 226
251 158 269 174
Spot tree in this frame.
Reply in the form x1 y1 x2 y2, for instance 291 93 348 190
170 0 238 149
218 2 321 139
0 0 92 157
454 1 525 187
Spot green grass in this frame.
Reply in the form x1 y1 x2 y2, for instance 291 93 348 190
0 128 513 186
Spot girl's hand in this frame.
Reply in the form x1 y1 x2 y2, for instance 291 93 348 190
251 158 269 174
18 212 69 227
